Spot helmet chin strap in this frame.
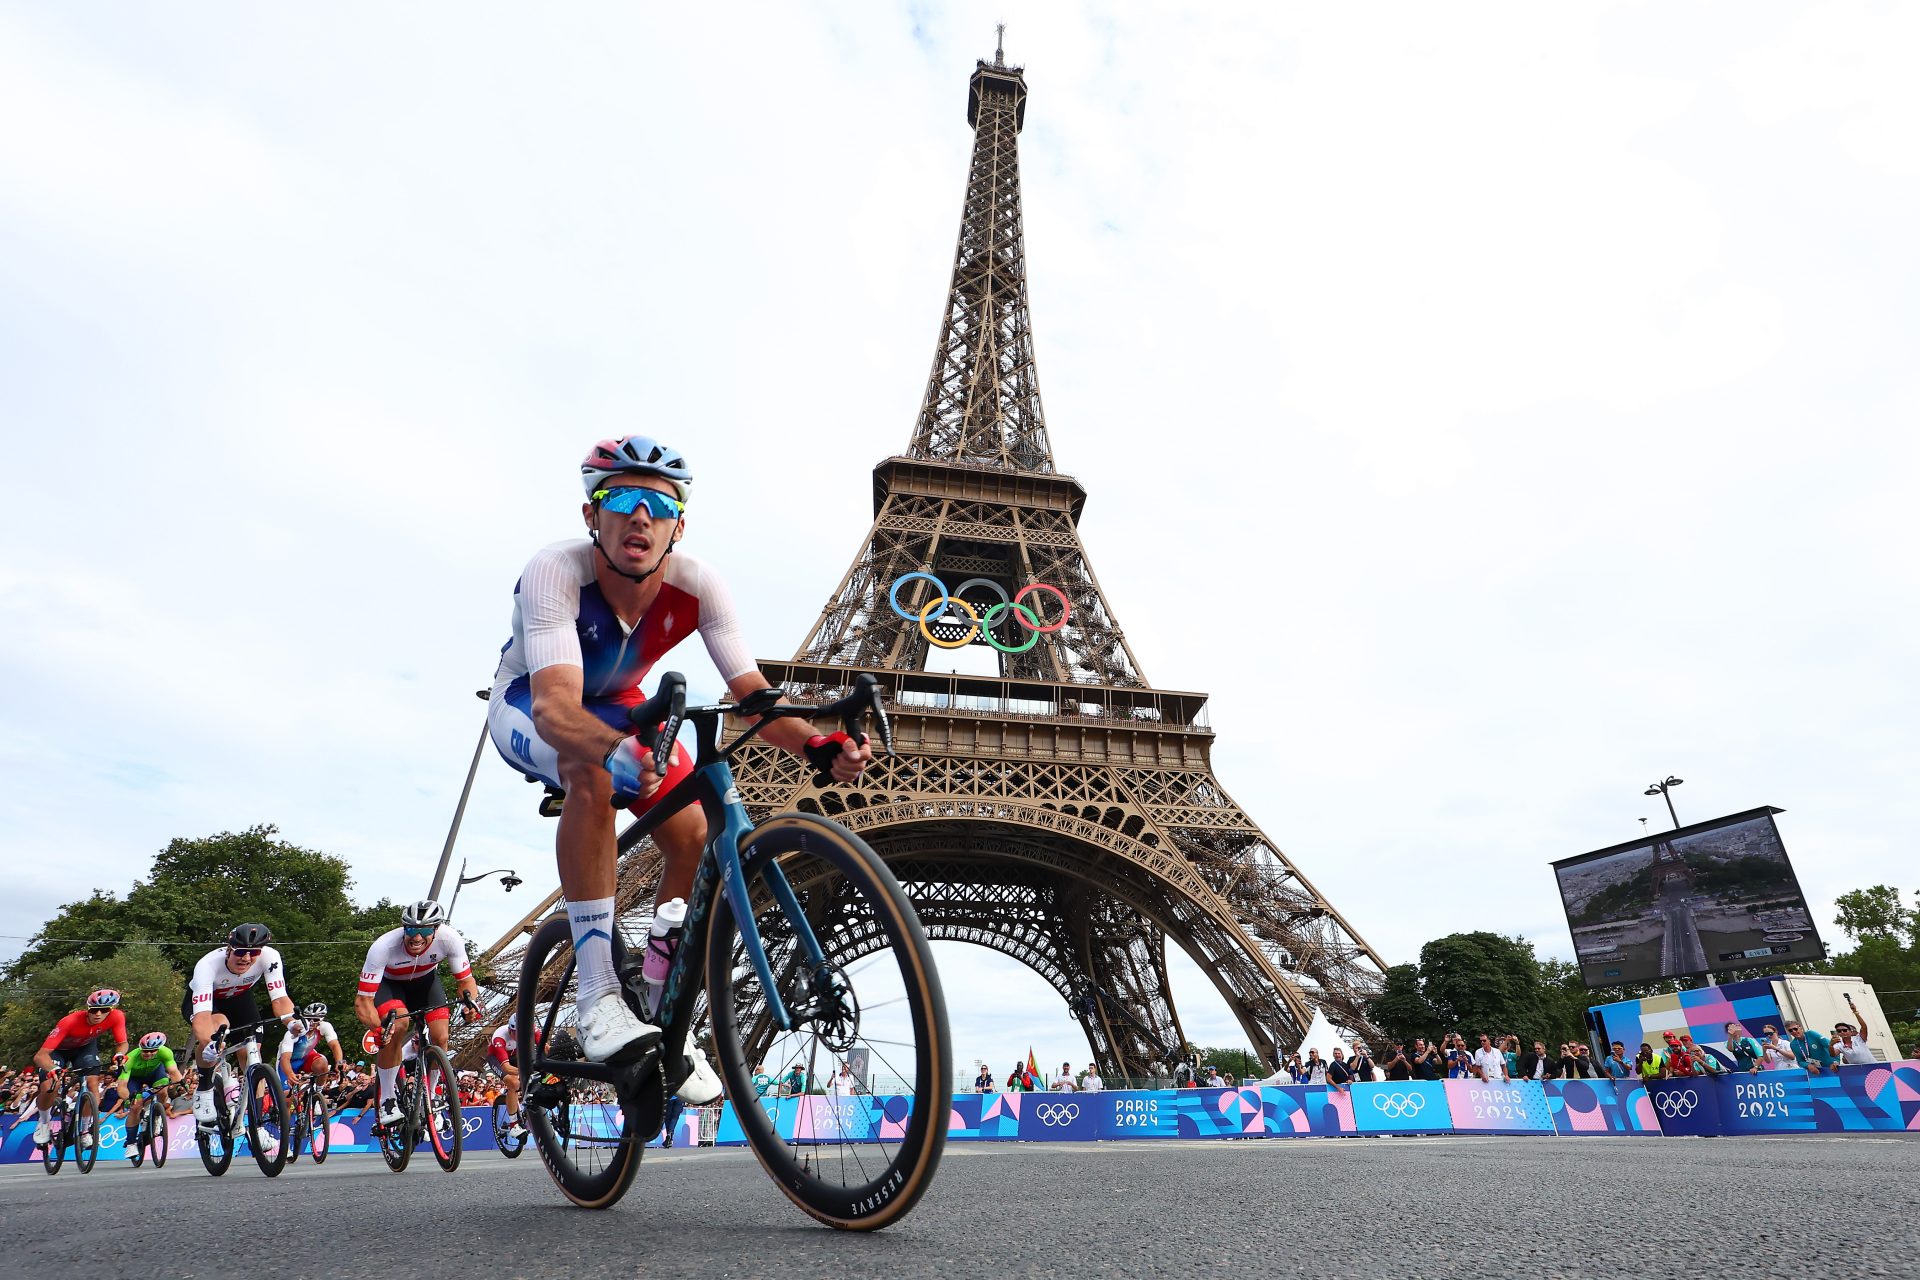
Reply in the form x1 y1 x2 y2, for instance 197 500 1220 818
591 528 678 584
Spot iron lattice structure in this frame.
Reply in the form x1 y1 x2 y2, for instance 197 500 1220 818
473 48 1385 1077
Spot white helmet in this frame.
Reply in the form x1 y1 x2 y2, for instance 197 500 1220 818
400 900 447 929
581 436 691 503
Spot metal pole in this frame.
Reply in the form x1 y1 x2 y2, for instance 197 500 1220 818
429 719 490 901
446 858 469 921
1662 787 1680 830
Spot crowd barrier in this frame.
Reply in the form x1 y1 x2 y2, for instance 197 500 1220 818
5 1063 1911 1162
0 1101 702 1165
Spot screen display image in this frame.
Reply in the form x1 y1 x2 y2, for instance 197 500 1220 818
1553 808 1823 988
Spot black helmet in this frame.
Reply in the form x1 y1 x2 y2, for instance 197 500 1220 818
227 923 272 949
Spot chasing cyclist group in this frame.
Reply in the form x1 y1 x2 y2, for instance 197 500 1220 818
26 435 878 1164
24 901 541 1160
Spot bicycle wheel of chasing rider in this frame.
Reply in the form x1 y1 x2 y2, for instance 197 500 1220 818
199 1068 236 1176
308 1092 330 1164
129 1115 146 1169
285 1093 306 1166
151 1109 170 1168
423 1045 463 1171
73 1092 100 1174
517 913 646 1208
244 1062 288 1177
707 812 951 1231
493 1098 527 1158
41 1107 65 1175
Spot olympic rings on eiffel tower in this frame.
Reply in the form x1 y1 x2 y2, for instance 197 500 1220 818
887 572 1072 653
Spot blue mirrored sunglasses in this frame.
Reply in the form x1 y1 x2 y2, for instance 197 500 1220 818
402 926 437 939
593 487 684 520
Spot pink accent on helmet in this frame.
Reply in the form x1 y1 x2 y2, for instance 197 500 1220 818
580 435 692 502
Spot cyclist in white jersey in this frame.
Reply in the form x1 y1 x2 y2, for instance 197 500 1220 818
485 437 873 1082
485 1012 541 1141
184 922 297 1128
355 900 481 1130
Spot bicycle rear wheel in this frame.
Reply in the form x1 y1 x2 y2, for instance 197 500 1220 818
518 913 646 1208
309 1093 330 1164
199 1070 235 1176
245 1063 288 1177
424 1046 462 1171
707 812 950 1231
494 1099 527 1158
73 1093 99 1174
41 1109 64 1175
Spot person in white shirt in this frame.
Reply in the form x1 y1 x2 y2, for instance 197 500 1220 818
1303 1049 1328 1085
826 1064 857 1097
1472 1032 1509 1083
1051 1062 1077 1092
1080 1064 1103 1093
1832 995 1877 1065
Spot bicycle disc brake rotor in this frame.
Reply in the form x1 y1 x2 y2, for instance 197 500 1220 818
798 960 862 1054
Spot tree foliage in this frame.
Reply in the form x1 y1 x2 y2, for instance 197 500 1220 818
0 948 186 1067
1 826 405 1063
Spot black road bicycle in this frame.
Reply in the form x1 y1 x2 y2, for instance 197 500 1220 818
285 1070 332 1165
373 1003 464 1173
492 1092 529 1158
196 1019 289 1178
125 1079 177 1169
37 1070 99 1176
516 672 951 1229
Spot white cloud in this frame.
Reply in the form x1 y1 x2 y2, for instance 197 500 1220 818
1 1 1914 1073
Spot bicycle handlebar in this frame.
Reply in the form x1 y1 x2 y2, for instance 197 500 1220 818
616 672 895 805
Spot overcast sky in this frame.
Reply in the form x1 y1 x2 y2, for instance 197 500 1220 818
2 2 1915 1075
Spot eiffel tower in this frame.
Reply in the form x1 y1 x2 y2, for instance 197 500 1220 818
477 40 1386 1076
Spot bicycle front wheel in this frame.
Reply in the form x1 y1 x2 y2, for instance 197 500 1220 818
245 1064 288 1177
494 1099 527 1158
308 1093 330 1163
424 1046 462 1171
518 913 646 1208
152 1110 169 1168
73 1093 99 1174
707 812 951 1231
41 1110 64 1175
199 1070 235 1176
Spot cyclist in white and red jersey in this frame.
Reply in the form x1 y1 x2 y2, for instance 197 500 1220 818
278 1002 344 1091
485 436 872 1081
355 899 481 1131
184 922 297 1128
485 1011 542 1141
30 989 128 1147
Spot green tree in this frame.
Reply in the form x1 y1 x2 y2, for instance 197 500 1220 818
1196 1046 1260 1079
1833 885 1914 946
3 826 404 1056
1368 963 1438 1046
0 948 186 1067
1419 932 1553 1044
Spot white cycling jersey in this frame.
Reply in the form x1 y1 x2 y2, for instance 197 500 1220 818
357 926 474 995
188 946 290 1015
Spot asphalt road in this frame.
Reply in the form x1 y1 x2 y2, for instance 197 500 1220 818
1661 878 1709 976
5 1135 1916 1278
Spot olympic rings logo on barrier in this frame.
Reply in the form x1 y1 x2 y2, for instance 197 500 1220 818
1034 1102 1081 1126
1372 1092 1427 1119
1655 1089 1699 1118
887 573 1072 654
460 1115 486 1139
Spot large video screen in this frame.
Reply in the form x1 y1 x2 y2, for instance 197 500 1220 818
1552 807 1824 988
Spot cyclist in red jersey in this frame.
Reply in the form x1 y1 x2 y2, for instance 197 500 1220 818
485 437 873 1076
30 989 129 1148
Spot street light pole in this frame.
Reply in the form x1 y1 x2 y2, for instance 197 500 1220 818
429 691 492 902
1643 776 1684 830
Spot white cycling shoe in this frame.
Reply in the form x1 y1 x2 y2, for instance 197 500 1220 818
575 991 660 1064
192 1090 218 1130
678 1047 722 1105
77 1128 93 1150
377 1097 405 1129
32 1118 51 1146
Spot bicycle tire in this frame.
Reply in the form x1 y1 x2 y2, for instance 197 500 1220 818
494 1099 527 1158
286 1091 306 1166
245 1063 288 1177
706 812 950 1231
199 1069 235 1176
519 913 646 1208
152 1111 169 1168
41 1107 64 1175
128 1114 146 1169
73 1093 99 1174
379 1075 414 1173
309 1092 330 1164
424 1045 463 1171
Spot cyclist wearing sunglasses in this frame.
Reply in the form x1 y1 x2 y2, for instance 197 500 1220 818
30 989 129 1147
483 435 873 1074
355 900 481 1132
184 923 296 1128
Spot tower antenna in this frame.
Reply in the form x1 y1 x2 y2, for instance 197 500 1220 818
995 23 1006 67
